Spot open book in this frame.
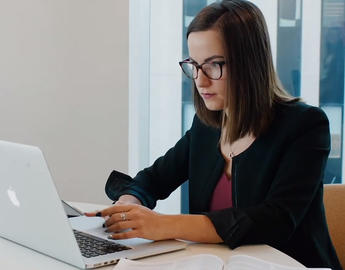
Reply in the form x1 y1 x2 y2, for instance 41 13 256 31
113 254 331 270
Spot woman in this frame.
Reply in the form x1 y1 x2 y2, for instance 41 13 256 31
87 1 341 268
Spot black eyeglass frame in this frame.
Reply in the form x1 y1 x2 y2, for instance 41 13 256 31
179 58 226 80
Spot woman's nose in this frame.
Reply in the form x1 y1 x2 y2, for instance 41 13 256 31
194 69 211 88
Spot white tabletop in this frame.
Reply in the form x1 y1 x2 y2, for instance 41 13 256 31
0 202 305 269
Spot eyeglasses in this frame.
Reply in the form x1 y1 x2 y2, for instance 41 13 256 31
179 58 226 80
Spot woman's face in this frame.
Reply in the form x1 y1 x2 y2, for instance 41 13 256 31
187 30 227 111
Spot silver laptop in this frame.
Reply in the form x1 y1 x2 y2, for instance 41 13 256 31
0 140 186 269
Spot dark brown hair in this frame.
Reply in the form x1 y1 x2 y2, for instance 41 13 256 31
187 0 299 143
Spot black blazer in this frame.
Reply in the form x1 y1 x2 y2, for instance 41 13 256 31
106 102 342 269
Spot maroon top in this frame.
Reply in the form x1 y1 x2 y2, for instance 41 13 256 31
209 171 232 211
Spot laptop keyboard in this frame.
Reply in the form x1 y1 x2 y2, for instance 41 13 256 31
73 230 131 258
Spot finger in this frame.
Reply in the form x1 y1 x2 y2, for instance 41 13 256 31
102 204 137 217
84 211 102 217
85 205 124 218
108 230 139 240
105 212 124 227
106 211 132 227
106 221 136 233
84 212 96 217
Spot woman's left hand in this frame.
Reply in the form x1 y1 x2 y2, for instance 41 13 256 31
85 204 170 241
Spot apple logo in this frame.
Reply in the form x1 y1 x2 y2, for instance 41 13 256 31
7 186 20 207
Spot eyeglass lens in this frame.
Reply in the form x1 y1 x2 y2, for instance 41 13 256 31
181 62 222 80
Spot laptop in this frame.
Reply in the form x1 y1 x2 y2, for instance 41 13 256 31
0 140 187 269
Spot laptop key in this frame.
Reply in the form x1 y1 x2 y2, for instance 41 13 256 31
73 230 131 258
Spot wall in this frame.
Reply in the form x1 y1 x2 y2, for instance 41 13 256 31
0 0 129 204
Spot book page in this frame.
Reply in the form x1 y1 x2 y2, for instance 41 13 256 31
226 255 331 270
113 254 224 270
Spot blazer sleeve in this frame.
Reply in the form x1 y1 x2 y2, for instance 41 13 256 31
205 106 330 248
112 118 195 209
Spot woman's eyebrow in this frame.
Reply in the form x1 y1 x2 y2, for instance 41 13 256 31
189 55 225 63
204 55 225 62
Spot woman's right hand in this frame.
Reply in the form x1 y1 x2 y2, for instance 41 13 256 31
115 194 142 206
84 194 142 217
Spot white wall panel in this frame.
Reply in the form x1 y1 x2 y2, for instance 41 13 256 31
0 0 129 204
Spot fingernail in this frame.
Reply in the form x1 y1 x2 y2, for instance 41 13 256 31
107 235 113 240
95 212 102 217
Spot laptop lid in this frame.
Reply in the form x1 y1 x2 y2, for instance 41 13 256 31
0 140 186 269
0 140 85 268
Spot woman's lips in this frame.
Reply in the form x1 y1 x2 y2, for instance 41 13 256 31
201 93 216 99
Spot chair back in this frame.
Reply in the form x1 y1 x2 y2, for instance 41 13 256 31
323 184 345 269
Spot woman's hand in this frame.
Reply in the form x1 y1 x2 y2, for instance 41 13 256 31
106 204 170 240
85 197 222 243
86 204 170 241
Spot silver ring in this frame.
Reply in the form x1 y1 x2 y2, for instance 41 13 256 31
120 212 126 221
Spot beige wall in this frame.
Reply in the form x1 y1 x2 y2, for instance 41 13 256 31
0 0 129 204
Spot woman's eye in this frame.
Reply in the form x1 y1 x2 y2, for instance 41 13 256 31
205 63 218 71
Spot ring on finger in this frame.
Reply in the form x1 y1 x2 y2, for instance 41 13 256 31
120 212 127 221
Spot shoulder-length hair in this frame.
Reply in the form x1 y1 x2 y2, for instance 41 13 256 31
187 0 299 143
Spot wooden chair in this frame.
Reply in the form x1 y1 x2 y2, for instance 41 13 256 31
323 184 345 269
